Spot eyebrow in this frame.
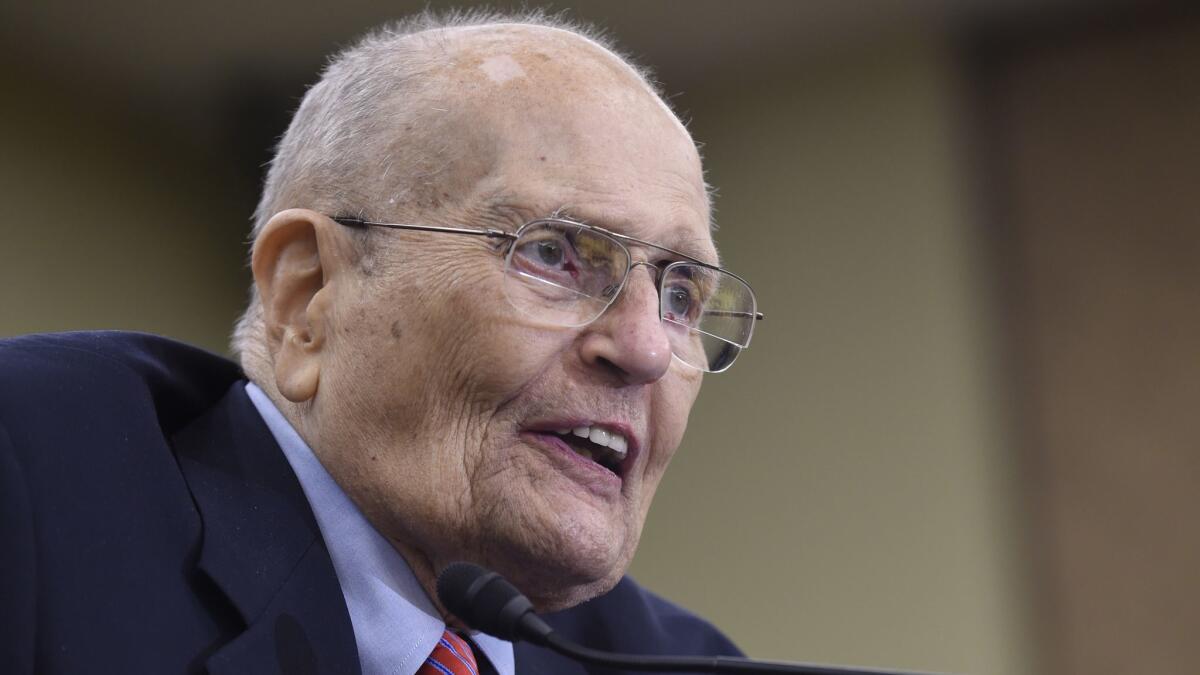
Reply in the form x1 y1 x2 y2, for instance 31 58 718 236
549 205 722 267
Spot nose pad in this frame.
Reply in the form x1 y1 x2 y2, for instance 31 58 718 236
628 261 662 284
578 262 672 384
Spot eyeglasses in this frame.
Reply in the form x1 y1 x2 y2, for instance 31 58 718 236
332 215 762 373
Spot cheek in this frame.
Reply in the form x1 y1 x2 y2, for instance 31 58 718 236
640 369 703 493
418 294 571 412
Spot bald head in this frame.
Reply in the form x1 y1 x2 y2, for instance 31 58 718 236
390 24 707 227
261 14 695 229
233 12 707 369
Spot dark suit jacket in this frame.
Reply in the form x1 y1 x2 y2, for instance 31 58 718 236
0 331 740 674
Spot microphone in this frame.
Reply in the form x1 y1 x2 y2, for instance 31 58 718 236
436 562 944 675
436 561 555 645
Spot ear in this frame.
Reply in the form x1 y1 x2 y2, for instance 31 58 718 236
251 208 350 403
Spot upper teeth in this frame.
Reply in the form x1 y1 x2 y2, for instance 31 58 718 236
556 425 628 458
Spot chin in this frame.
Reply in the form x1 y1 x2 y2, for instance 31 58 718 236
478 505 641 612
502 556 626 613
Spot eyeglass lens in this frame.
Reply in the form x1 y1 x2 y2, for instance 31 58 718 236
501 220 756 372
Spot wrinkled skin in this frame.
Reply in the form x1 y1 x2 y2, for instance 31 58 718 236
252 24 716 613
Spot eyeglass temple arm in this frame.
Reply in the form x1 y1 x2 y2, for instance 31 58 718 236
333 217 518 241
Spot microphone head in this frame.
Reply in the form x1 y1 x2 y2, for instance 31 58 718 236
437 562 536 642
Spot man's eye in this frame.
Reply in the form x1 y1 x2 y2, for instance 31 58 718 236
535 240 565 266
515 232 577 271
665 285 695 320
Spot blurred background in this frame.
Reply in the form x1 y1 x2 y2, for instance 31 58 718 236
2 1 1198 673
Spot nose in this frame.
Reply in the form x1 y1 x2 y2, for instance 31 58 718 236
578 264 673 385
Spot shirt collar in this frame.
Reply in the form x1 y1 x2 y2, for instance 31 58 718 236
245 382 515 675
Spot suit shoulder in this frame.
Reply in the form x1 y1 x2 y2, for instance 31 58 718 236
0 330 228 382
0 331 242 439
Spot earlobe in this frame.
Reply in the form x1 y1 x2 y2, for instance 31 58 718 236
275 328 321 402
251 209 343 403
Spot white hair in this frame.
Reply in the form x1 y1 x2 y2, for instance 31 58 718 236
230 9 666 375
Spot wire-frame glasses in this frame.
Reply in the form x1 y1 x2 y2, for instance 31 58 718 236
333 215 762 373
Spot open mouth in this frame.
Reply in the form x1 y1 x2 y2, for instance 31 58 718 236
538 424 630 475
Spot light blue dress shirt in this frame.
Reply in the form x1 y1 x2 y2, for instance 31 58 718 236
246 382 515 675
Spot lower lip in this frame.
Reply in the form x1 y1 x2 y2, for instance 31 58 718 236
520 431 623 497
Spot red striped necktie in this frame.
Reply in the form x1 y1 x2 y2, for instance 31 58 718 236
416 630 479 675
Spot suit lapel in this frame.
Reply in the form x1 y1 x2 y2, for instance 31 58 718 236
174 382 360 675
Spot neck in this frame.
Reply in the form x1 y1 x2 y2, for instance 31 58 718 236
390 538 472 630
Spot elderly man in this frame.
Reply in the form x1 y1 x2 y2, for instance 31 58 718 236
0 11 759 675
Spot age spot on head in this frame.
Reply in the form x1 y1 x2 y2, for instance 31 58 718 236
478 54 527 85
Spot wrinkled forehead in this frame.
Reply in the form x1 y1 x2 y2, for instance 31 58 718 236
407 25 713 254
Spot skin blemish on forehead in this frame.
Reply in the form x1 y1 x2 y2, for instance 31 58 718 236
478 54 527 84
